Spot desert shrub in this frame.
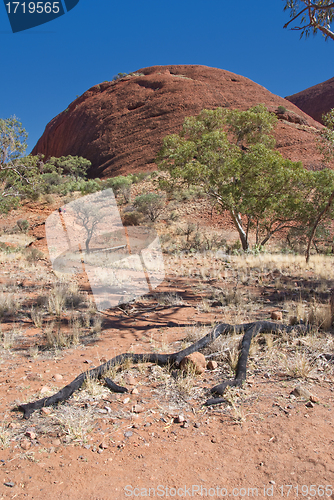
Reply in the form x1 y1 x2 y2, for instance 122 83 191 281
103 175 133 203
134 193 165 221
277 105 287 114
122 211 143 226
16 219 29 233
79 179 102 194
24 247 43 263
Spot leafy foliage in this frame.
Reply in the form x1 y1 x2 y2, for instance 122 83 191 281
283 0 334 41
156 105 334 253
134 193 165 222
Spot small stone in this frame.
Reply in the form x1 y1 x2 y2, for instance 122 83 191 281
124 431 133 438
211 437 217 443
180 352 206 374
305 401 314 408
269 481 275 485
25 430 36 440
41 407 51 415
263 372 271 379
131 388 139 395
53 374 63 382
123 397 130 404
97 448 104 454
182 422 189 428
84 359 92 364
21 439 31 450
271 311 282 320
99 441 108 449
125 375 137 386
310 395 320 403
40 386 51 394
52 438 61 446
291 384 312 399
207 360 218 370
132 423 140 429
8 422 18 429
286 404 294 409
174 415 185 424
4 481 15 488
144 423 151 428
133 404 144 413
100 357 108 363
83 444 91 449
194 422 201 428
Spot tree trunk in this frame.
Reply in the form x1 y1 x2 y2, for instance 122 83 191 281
230 209 248 251
306 190 334 263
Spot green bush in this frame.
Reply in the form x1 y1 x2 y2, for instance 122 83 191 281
134 193 165 222
277 105 287 114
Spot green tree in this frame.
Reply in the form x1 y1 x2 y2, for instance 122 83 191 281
0 117 40 212
44 155 91 180
283 0 334 41
303 109 334 262
157 105 313 251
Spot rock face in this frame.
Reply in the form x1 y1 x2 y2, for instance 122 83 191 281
286 76 334 124
32 65 325 178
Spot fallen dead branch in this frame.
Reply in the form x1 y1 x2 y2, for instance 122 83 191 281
16 321 311 419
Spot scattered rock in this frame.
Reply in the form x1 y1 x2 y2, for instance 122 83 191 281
8 422 19 429
131 388 139 395
291 384 313 400
133 404 144 413
182 422 189 428
99 441 109 449
84 359 92 364
180 352 206 374
123 397 130 404
25 430 36 440
20 439 31 450
305 401 314 408
125 375 137 386
41 407 52 415
207 360 218 370
271 311 282 320
194 422 201 428
4 482 15 488
174 415 185 424
53 374 63 382
40 386 51 394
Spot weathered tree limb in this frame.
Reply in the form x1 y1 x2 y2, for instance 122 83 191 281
16 321 309 419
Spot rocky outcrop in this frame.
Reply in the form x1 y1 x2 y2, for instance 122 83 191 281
32 65 326 178
286 76 334 125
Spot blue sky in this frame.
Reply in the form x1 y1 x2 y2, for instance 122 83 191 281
1 0 333 152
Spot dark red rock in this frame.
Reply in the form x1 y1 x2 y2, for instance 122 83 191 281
32 65 326 178
286 76 334 125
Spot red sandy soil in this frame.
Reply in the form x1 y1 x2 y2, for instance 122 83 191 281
0 198 334 500
32 65 328 178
